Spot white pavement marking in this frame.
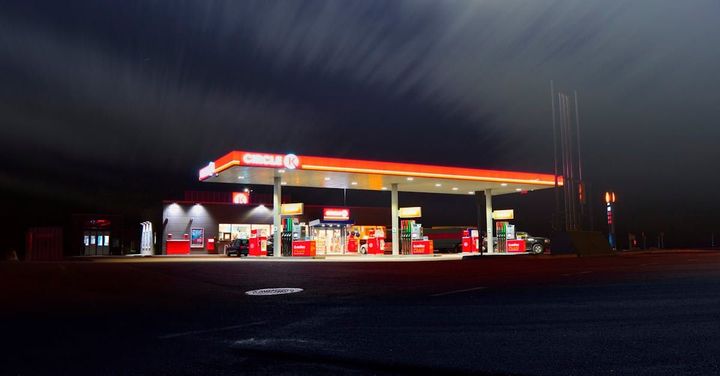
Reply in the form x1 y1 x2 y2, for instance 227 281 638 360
158 321 267 339
245 288 303 296
430 286 486 297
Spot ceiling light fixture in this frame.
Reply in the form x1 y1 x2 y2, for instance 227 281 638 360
452 187 459 191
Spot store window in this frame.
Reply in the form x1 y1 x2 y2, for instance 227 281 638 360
218 224 272 241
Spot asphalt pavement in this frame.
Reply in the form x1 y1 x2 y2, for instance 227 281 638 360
1 250 719 375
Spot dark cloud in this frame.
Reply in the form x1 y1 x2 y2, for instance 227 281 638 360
1 0 719 245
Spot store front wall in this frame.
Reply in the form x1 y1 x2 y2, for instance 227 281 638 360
161 201 391 255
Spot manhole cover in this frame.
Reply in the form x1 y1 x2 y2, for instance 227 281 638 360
245 288 303 296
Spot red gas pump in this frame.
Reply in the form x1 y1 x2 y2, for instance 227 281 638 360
366 228 385 255
207 238 216 254
461 229 479 253
248 229 267 256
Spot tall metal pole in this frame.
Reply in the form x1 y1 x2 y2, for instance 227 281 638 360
567 94 577 230
559 93 570 230
574 91 584 182
550 81 560 231
564 93 577 230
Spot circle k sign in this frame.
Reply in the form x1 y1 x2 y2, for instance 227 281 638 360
242 152 301 170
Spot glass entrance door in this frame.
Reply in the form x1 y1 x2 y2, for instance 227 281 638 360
313 226 347 255
84 230 110 256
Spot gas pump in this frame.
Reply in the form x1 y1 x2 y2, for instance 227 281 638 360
281 218 294 256
249 229 268 256
400 220 413 254
376 227 386 252
366 228 385 255
495 221 508 253
461 228 479 253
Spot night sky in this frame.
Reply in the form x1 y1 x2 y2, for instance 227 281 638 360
2 1 719 248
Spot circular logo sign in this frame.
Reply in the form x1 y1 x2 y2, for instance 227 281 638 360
283 154 300 169
245 288 303 296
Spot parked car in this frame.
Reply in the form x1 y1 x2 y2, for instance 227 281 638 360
482 232 550 255
226 238 249 257
518 233 551 255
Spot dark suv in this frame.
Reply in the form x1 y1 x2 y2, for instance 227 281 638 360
226 238 249 257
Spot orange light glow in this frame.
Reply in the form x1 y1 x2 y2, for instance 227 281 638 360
203 150 562 186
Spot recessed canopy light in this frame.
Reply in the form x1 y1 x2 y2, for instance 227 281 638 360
500 183 508 187
515 188 522 192
452 187 459 191
406 177 414 181
468 191 474 194
381 187 388 190
435 183 442 187
278 169 286 174
351 181 358 185
238 176 245 179
281 181 287 185
324 177 331 181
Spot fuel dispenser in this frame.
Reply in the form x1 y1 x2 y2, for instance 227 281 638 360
495 221 508 253
461 228 479 253
248 229 267 256
401 220 431 254
281 218 294 256
366 228 385 255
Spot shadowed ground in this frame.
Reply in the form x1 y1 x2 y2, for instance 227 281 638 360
1 250 719 375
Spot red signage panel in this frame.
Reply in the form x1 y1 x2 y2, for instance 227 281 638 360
292 240 316 257
323 207 350 221
232 192 250 204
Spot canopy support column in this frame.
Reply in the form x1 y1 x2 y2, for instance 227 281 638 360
273 176 282 258
391 183 399 256
485 189 494 254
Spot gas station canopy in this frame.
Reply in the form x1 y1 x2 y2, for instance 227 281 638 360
199 150 561 195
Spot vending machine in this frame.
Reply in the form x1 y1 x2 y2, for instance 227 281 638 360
347 230 359 253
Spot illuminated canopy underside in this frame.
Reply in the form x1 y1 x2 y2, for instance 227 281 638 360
200 151 562 196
